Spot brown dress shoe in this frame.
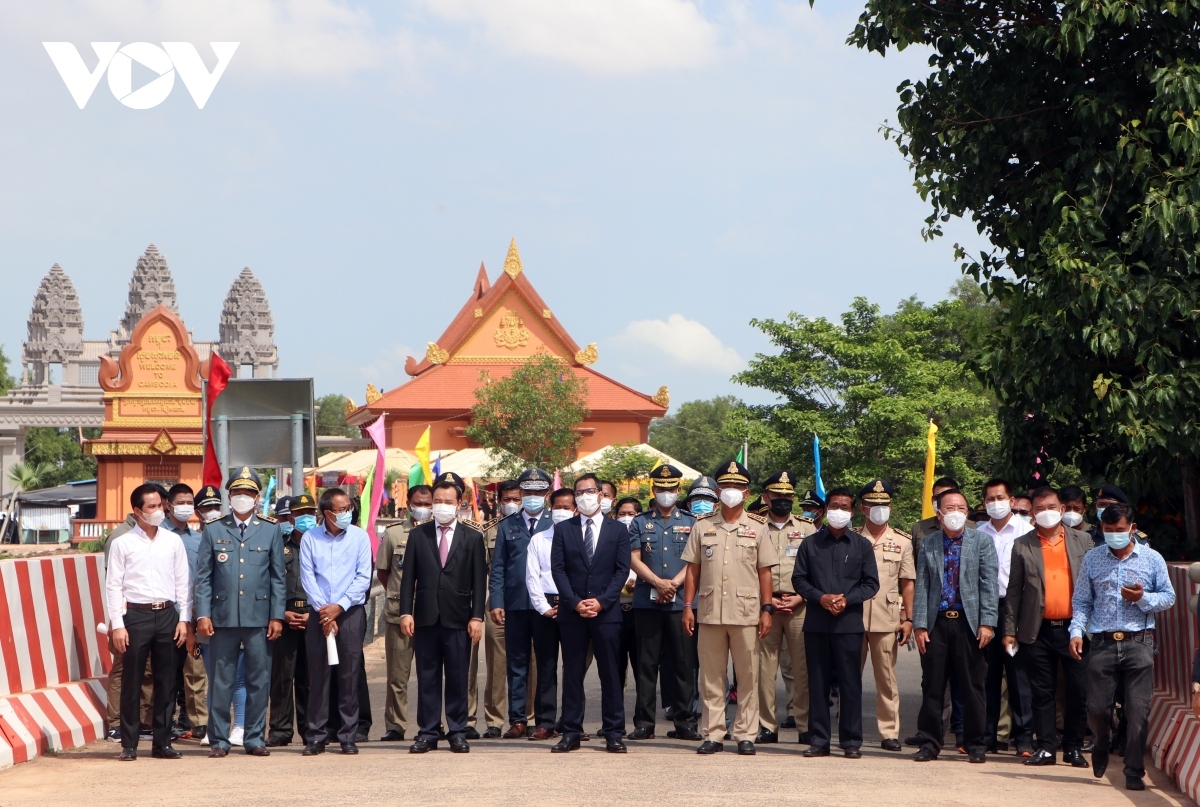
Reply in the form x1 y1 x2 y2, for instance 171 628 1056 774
528 727 557 741
503 722 528 739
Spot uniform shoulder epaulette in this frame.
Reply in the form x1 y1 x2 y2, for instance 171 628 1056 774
482 517 499 531
260 514 278 523
694 511 717 521
892 528 912 539
798 515 815 524
461 518 485 532
746 512 768 524
414 517 433 526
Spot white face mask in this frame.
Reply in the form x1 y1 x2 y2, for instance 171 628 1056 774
1034 509 1063 529
432 503 457 525
500 501 521 518
825 509 853 529
410 506 432 522
719 488 744 508
985 500 1011 520
1061 511 1084 528
655 491 679 509
868 506 891 525
229 494 257 515
200 508 222 523
576 492 601 516
941 511 968 532
172 504 195 522
618 515 635 527
551 508 574 524
599 497 614 515
141 509 166 528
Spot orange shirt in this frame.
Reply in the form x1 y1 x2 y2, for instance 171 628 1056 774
1040 529 1072 620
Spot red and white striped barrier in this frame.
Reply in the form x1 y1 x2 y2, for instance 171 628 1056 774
1147 563 1200 800
0 554 110 768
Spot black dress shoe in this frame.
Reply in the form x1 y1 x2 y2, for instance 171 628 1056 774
968 750 986 763
606 737 627 753
797 731 813 745
208 747 229 758
151 746 181 759
464 727 480 740
380 729 404 742
845 747 862 759
1082 737 1094 752
697 741 724 755
737 741 756 756
803 745 829 758
449 738 470 753
246 745 270 756
628 727 655 740
912 747 937 762
1126 776 1145 791
483 727 502 739
302 743 325 756
670 728 704 741
265 736 290 747
1063 749 1088 768
119 748 137 761
1025 750 1056 766
1093 748 1109 778
755 729 778 744
340 742 359 755
409 739 437 753
551 736 580 753
781 716 797 729
881 739 902 752
354 732 370 744
905 734 923 748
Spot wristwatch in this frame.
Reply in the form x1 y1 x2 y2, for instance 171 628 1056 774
761 604 776 615
901 618 913 624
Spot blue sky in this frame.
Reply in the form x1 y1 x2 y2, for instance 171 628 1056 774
0 0 987 410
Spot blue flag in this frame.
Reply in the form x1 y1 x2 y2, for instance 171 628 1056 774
813 434 827 501
260 473 276 517
433 453 441 479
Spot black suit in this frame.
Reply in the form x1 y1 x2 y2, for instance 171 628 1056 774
399 519 487 742
551 513 631 741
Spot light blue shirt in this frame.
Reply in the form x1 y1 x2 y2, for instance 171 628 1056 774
165 519 203 604
1069 542 1175 639
298 522 372 613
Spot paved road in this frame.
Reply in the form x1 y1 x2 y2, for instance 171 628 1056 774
4 639 1193 807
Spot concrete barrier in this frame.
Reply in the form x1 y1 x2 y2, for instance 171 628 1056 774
1147 563 1200 800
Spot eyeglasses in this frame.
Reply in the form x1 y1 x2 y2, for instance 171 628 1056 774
575 487 600 496
1012 509 1031 517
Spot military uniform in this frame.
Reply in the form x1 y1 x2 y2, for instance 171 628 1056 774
194 468 286 754
378 516 422 736
480 517 507 733
268 495 311 745
858 481 915 745
682 462 778 746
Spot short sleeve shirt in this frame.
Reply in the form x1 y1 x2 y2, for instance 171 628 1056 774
862 525 916 632
681 510 778 626
377 519 421 623
763 514 816 594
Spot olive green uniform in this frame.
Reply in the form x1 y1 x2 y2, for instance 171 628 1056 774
859 524 915 741
378 518 423 734
756 513 815 734
481 518 507 730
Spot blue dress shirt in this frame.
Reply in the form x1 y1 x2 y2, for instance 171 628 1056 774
298 522 373 612
1069 542 1175 638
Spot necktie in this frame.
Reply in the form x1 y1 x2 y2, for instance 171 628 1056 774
239 522 246 540
529 515 537 533
584 519 594 564
439 525 450 567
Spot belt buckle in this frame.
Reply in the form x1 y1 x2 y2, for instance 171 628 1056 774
151 601 167 611
1049 619 1065 627
1112 631 1126 641
944 610 960 619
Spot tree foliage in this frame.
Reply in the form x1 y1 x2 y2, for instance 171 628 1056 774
466 353 590 478
851 0 1200 554
315 394 358 438
0 346 14 395
648 396 745 478
6 462 54 492
22 427 100 489
735 290 1000 527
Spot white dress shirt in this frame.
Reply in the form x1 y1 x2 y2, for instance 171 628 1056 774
580 511 605 555
526 527 558 615
105 523 191 629
975 516 1030 597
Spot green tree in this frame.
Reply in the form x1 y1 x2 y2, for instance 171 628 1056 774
648 396 746 478
466 353 590 478
735 293 1000 527
577 444 664 485
315 394 358 458
7 461 54 492
22 427 101 488
850 0 1200 555
0 346 14 394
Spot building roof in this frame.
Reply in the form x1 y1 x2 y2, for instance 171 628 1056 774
563 445 704 480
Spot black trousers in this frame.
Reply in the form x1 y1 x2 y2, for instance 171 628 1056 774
1024 622 1088 753
985 599 1033 745
504 609 536 725
1087 634 1154 779
414 623 472 741
120 607 179 750
804 631 864 750
633 608 697 731
304 605 366 745
619 605 636 691
171 644 188 729
916 614 987 754
560 618 625 739
530 609 561 730
268 619 309 742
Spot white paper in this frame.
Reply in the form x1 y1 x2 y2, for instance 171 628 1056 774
1006 644 1017 657
326 631 340 666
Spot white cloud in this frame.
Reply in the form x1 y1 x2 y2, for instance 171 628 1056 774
357 342 418 392
419 0 719 75
606 314 742 373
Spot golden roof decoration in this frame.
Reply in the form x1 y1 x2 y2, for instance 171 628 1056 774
502 238 523 278
652 385 670 408
542 309 552 319
150 429 176 454
474 307 484 318
574 343 598 365
493 311 531 350
366 383 382 405
343 397 357 418
426 342 449 364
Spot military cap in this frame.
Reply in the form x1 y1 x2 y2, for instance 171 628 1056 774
1095 484 1129 504
226 466 262 493
649 464 684 489
800 489 825 509
687 476 720 501
435 471 465 493
274 495 292 517
517 468 552 492
714 460 750 485
290 493 317 513
196 485 222 508
859 479 893 505
763 471 797 496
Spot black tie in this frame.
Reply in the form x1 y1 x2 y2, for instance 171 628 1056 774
529 515 537 533
239 521 246 540
584 519 594 565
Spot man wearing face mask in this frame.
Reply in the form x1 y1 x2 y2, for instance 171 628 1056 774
194 468 285 758
1088 485 1149 548
600 480 617 518
628 465 702 742
857 479 915 752
162 483 207 742
267 494 316 746
754 471 816 746
480 480 521 738
1003 486 1094 767
376 482 434 739
1059 485 1091 533
490 468 554 739
911 489 998 763
911 477 975 547
792 487 879 758
681 461 778 756
686 477 720 517
1068 503 1174 791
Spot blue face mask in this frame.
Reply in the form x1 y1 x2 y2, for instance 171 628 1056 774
294 514 317 533
1095 506 1106 522
522 495 545 515
332 510 354 530
802 510 816 520
1104 530 1132 551
691 500 714 515
281 522 294 535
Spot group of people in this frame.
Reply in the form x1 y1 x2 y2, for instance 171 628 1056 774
103 460 1178 792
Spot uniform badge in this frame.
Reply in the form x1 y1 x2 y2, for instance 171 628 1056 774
645 524 656 532
787 531 802 539
283 547 291 557
643 542 653 555
704 546 714 558
673 526 691 534
217 552 229 563
737 527 756 538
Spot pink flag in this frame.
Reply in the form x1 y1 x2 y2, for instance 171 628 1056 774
365 415 388 559
553 469 562 490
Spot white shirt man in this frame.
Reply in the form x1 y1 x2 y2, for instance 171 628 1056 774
106 523 192 628
526 528 559 616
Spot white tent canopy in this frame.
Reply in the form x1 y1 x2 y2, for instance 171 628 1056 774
563 444 704 480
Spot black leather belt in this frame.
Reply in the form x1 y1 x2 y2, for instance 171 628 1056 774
546 594 560 607
621 603 633 612
939 609 961 620
289 599 309 610
127 601 174 611
1099 629 1153 641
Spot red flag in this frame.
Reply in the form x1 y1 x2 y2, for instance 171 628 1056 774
202 354 233 488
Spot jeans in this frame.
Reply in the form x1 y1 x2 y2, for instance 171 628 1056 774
1087 634 1154 779
202 644 247 729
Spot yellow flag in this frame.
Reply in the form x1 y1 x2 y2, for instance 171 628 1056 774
921 420 939 519
649 455 663 473
415 426 432 485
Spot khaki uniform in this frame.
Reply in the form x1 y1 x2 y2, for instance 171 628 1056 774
481 519 507 730
859 525 915 741
756 513 815 734
681 510 779 743
378 518 421 734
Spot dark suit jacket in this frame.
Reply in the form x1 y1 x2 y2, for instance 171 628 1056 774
1003 526 1093 644
550 515 632 625
399 520 487 630
489 510 553 611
